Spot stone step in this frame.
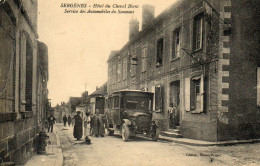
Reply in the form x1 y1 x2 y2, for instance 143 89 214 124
168 129 180 134
160 131 182 138
175 126 180 129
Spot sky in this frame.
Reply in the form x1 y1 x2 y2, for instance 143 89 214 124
38 0 177 105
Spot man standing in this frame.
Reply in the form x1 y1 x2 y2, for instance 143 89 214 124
63 115 68 127
92 109 105 137
47 114 56 133
73 111 83 140
168 103 174 129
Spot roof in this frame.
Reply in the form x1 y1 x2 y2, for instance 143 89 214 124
107 50 120 62
89 82 107 97
113 90 154 94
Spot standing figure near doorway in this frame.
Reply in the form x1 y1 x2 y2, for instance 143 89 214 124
168 103 174 129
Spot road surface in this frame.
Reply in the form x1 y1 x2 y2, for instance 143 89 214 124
55 123 259 166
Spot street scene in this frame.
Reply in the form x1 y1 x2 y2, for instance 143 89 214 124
1 0 260 165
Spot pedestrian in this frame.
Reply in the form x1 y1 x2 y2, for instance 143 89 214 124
47 114 56 133
73 111 83 140
90 113 94 136
168 103 174 129
92 109 105 137
83 112 91 136
68 115 72 127
63 115 68 127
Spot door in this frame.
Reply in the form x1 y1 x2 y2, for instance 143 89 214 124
111 95 121 125
170 81 180 128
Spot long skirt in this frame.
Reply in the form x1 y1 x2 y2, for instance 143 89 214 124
73 123 83 139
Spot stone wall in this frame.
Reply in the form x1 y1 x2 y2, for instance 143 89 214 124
0 118 42 164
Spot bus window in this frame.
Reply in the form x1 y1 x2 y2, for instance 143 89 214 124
113 96 119 108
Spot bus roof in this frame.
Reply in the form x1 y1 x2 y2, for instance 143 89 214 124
112 90 154 94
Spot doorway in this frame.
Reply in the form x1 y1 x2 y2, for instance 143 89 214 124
169 81 180 129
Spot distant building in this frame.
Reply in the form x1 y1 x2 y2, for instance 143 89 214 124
0 0 49 164
107 1 260 141
66 97 82 115
89 83 107 114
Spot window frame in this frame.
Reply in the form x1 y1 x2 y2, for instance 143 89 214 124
193 14 204 51
172 28 181 60
156 38 164 67
141 48 147 72
190 75 204 113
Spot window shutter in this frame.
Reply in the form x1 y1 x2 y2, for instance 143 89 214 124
200 74 204 112
257 67 260 107
185 78 190 111
151 86 155 111
155 85 161 111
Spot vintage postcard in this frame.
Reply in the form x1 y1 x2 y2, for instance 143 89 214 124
0 0 260 165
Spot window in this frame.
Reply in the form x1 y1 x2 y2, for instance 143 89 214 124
122 58 127 80
194 15 203 50
25 39 33 112
257 67 260 107
117 61 122 82
112 63 116 83
155 85 163 112
0 6 16 114
131 53 136 77
141 48 147 72
156 38 164 67
172 28 180 59
190 75 204 113
126 101 138 109
113 96 119 108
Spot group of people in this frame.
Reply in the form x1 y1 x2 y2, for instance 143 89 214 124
62 115 74 127
73 109 105 140
46 109 105 141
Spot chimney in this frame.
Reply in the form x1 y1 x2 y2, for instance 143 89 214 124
142 4 155 30
129 18 139 41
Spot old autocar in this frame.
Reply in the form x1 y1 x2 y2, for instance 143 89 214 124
105 90 159 142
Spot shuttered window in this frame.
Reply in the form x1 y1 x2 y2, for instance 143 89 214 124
25 41 33 111
185 75 204 113
155 85 163 112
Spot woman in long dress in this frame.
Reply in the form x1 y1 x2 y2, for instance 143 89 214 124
73 111 83 140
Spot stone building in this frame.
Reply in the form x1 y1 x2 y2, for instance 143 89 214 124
0 0 49 164
107 0 260 141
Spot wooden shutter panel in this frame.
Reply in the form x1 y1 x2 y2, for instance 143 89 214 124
257 67 260 107
185 78 190 111
151 86 155 111
200 74 204 112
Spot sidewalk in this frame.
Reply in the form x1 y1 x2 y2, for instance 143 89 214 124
159 134 260 146
24 125 63 166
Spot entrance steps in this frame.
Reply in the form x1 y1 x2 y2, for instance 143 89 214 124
160 126 182 138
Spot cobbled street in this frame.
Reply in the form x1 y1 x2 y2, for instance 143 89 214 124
54 123 260 166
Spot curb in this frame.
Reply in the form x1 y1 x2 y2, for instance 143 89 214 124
54 125 63 166
159 135 260 146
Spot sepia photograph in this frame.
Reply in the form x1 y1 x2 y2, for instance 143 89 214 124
0 0 260 165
